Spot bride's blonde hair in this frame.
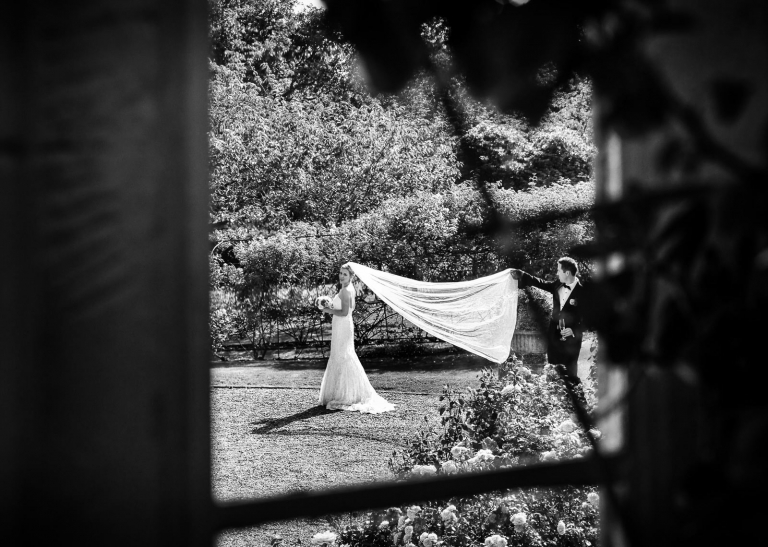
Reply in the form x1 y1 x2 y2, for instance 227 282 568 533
336 264 356 291
340 264 354 279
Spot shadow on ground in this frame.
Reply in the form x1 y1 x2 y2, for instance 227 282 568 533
255 428 403 445
250 405 340 433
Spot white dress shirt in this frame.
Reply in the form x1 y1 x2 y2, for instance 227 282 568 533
558 279 577 310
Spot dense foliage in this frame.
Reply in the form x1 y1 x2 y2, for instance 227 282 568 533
209 181 592 355
208 0 360 101
207 1 596 351
462 77 594 191
389 361 598 473
209 62 460 228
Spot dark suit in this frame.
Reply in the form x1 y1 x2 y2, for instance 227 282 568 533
518 272 584 378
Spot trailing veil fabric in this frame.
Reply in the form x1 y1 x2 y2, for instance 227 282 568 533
347 262 519 363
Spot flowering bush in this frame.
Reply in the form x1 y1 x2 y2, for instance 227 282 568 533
324 359 600 546
390 358 597 474
331 488 599 547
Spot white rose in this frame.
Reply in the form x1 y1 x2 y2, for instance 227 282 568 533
421 532 440 547
404 525 413 537
559 420 576 433
557 520 566 535
398 516 406 528
466 455 480 466
440 506 457 523
451 446 469 458
501 384 516 396
541 451 557 462
511 512 527 526
379 520 389 530
441 460 458 474
476 448 495 461
484 534 508 547
589 429 602 440
407 506 421 520
588 492 600 507
310 531 337 545
411 464 437 476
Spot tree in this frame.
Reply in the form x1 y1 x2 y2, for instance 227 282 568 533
209 62 460 229
462 77 595 190
208 0 363 101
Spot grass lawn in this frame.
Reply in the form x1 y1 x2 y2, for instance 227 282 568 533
212 346 594 546
212 353 489 546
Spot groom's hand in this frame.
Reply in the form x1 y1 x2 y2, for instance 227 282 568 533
561 328 574 338
510 269 523 280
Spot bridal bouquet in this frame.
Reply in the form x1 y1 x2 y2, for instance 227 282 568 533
315 295 332 310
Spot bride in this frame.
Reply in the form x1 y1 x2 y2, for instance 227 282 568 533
318 264 395 414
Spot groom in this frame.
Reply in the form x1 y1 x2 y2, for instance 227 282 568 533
511 257 584 382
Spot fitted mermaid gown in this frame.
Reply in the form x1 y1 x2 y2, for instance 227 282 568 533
318 285 395 414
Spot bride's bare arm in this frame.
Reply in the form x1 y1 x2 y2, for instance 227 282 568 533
323 289 351 317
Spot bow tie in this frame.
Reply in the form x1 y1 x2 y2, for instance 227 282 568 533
561 285 571 291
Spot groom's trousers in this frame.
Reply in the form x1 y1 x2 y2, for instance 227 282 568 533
546 325 581 381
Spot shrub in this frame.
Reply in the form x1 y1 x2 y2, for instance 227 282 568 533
321 359 601 547
209 289 248 352
461 77 594 192
209 182 595 351
515 290 553 332
334 489 600 547
389 360 597 474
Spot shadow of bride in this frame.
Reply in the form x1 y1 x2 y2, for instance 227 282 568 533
250 405 339 434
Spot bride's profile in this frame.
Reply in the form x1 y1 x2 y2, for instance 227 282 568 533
318 263 395 414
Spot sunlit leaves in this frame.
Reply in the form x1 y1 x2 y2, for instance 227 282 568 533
209 62 460 228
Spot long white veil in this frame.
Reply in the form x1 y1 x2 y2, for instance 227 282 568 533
347 262 518 363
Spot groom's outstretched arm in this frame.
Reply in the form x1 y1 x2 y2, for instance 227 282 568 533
511 269 558 293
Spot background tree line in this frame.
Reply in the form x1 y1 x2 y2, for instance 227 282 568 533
207 0 596 352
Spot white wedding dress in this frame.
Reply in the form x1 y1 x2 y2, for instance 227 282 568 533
318 284 395 414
